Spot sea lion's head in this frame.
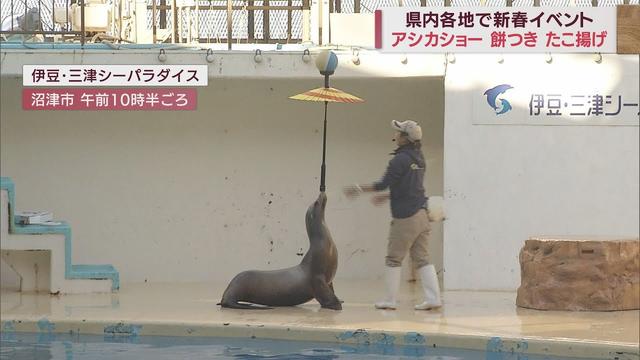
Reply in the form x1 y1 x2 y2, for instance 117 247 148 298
306 192 327 228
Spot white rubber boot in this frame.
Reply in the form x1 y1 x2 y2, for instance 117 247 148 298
414 264 442 310
375 266 402 310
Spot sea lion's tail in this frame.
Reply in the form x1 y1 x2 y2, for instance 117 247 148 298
219 300 273 310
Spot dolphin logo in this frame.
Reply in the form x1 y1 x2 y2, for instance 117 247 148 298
484 84 513 115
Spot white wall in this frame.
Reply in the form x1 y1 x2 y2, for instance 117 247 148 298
443 54 640 291
1 53 445 287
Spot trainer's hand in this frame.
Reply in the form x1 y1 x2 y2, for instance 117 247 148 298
343 185 362 199
371 194 389 206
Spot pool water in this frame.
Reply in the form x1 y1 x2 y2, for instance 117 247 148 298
0 332 593 360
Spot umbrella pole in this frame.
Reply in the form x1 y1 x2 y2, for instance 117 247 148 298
320 73 330 193
320 100 327 193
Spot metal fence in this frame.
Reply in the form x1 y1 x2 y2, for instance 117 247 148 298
1 0 637 44
146 0 308 45
0 0 86 42
333 0 636 11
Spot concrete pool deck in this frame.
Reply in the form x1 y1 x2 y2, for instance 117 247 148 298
1 281 638 359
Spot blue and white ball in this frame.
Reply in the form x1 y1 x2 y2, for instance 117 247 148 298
315 50 338 76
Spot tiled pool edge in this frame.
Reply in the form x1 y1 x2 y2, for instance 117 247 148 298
1 318 637 360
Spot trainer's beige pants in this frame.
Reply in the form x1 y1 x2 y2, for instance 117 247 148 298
385 208 431 268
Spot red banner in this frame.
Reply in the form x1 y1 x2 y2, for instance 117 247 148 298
22 88 197 111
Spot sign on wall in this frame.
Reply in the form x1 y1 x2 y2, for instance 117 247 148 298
375 7 617 53
472 81 639 126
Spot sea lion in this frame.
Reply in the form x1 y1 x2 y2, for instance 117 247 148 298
219 192 341 310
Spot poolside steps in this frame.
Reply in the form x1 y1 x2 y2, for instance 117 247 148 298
1 177 119 294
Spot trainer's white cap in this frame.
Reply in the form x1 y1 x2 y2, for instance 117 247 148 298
391 120 422 142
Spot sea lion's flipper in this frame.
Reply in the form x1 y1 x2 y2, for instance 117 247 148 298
328 283 344 304
220 301 273 310
312 277 342 310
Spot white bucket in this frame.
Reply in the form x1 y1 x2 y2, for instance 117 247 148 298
54 8 71 25
72 4 110 32
427 196 445 222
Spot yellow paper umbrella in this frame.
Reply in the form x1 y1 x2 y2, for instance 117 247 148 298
289 87 364 104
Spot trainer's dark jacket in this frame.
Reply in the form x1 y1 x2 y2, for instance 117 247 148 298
373 144 427 219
